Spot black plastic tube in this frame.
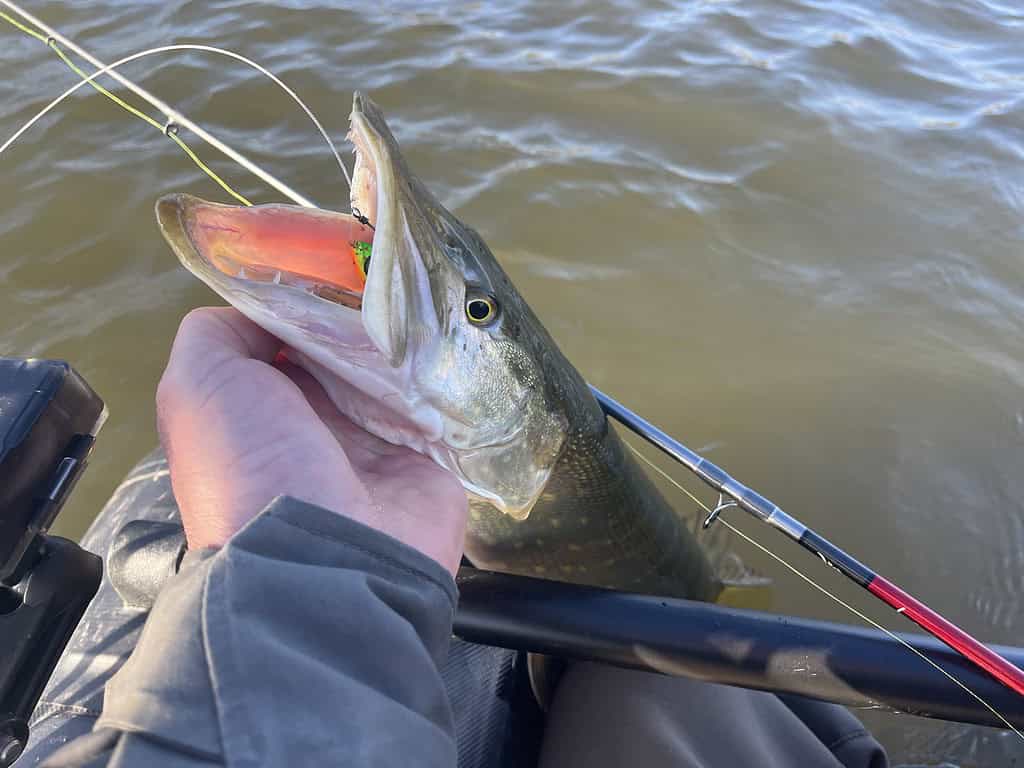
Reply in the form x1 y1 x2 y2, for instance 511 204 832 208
454 567 1024 729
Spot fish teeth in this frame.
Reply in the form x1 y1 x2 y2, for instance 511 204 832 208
237 266 248 279
272 271 282 285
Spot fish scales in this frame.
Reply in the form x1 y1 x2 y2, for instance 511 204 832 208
466 422 721 600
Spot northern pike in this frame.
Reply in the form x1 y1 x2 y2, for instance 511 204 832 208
155 92 735 602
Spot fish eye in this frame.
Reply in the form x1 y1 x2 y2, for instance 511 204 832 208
465 294 498 325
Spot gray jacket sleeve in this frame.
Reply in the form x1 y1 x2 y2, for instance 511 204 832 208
42 496 459 767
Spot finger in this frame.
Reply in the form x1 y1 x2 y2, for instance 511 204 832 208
159 307 283 418
157 307 283 476
170 306 282 368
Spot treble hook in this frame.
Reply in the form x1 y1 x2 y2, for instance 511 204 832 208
702 493 738 529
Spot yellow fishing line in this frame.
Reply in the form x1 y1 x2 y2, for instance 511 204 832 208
627 441 1024 740
2 9 252 206
0 8 42 41
166 132 252 206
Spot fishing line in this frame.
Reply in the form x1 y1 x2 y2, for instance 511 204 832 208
626 441 1024 739
0 25 349 203
0 0 344 208
0 24 250 204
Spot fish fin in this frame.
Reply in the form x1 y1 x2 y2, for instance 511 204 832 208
714 577 774 610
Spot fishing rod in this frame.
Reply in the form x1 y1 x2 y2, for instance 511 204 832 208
591 386 1024 699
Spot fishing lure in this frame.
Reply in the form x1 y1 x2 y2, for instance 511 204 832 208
352 240 371 281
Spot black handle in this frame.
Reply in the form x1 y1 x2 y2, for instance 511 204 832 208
455 566 1024 729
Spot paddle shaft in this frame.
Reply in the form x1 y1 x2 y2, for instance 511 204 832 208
455 567 1024 728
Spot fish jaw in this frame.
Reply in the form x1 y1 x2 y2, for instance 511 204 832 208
154 193 445 452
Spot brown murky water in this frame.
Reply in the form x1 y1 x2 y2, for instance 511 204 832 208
3 1 1024 762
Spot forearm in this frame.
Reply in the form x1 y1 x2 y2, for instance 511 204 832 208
44 497 459 767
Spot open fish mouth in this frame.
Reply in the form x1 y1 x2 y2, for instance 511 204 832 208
155 92 448 458
155 93 385 319
155 198 375 309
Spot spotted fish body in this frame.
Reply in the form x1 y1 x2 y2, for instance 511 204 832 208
465 392 721 600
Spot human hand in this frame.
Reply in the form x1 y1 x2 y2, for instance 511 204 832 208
155 307 468 575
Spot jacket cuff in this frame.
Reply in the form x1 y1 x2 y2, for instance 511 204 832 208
244 495 458 610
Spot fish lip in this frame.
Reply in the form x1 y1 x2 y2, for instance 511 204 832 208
155 192 205 274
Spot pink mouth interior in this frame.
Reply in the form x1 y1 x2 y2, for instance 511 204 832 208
184 201 376 300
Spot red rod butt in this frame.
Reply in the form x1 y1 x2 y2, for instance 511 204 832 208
868 576 1024 697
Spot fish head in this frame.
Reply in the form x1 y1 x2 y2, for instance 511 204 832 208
156 92 589 520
